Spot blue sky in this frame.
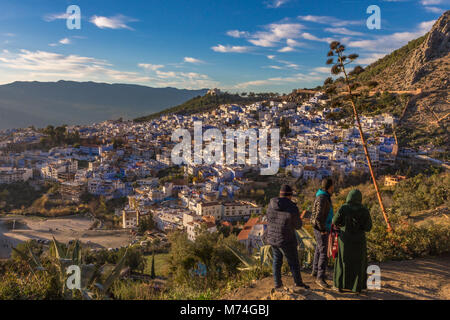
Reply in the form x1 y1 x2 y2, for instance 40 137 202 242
0 0 447 92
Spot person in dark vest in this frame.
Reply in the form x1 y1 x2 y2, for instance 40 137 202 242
266 184 310 292
311 178 334 289
333 189 372 293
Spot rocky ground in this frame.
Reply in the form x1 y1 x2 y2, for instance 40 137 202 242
223 255 450 300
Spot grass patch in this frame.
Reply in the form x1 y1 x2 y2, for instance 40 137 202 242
144 253 170 277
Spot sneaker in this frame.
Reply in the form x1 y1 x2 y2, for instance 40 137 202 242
333 286 343 293
292 282 310 293
273 285 284 292
315 278 331 289
270 286 283 295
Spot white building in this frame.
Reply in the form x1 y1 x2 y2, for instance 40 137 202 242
122 208 139 229
0 168 33 184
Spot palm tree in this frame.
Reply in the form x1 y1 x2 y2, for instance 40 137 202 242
326 41 393 231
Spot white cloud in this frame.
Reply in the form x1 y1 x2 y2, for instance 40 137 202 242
154 71 218 89
211 44 251 53
43 12 71 22
264 56 300 69
226 30 250 38
183 57 204 64
286 38 304 47
138 63 164 71
301 32 335 43
420 0 445 5
324 27 364 36
49 38 72 47
285 63 299 69
248 23 305 47
357 53 387 65
298 15 362 27
90 15 137 30
155 70 178 79
278 46 295 52
348 20 436 53
0 50 217 89
266 65 284 70
138 63 218 89
0 49 151 84
59 38 71 45
266 0 290 8
420 1 448 14
233 73 322 89
313 67 332 74
424 6 446 13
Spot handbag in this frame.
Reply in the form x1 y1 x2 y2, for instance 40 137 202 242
327 224 339 259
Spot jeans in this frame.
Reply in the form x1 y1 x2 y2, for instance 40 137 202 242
313 229 329 279
272 243 303 287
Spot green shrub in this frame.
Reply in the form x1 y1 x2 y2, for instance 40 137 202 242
111 280 158 300
0 270 61 300
167 230 243 293
367 216 450 262
392 173 449 217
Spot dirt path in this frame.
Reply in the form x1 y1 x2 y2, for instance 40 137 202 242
223 255 450 300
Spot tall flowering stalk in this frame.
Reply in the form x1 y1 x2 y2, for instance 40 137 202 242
326 41 393 231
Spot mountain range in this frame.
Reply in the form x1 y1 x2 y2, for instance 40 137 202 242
0 81 207 130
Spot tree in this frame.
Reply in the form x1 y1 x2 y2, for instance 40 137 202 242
122 247 145 274
138 216 155 233
326 41 393 231
150 251 156 279
112 137 125 149
280 117 291 138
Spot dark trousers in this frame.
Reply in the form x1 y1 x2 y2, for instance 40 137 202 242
313 229 329 279
272 243 303 287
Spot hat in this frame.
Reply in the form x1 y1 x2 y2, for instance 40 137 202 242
280 184 293 197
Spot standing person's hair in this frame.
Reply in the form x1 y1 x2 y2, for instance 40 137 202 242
321 178 333 192
280 184 293 197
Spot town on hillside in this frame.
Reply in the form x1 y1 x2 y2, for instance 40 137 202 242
1 88 445 253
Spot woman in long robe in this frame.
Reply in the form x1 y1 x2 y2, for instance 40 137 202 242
332 189 372 293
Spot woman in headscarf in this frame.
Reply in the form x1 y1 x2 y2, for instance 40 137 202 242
332 189 372 293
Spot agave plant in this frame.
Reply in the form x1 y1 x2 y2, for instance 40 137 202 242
225 227 316 271
295 228 316 268
12 237 128 300
224 243 270 271
326 41 392 232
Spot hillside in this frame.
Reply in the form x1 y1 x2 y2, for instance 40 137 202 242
358 11 449 92
359 12 449 152
0 81 207 130
134 92 266 122
282 12 449 153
